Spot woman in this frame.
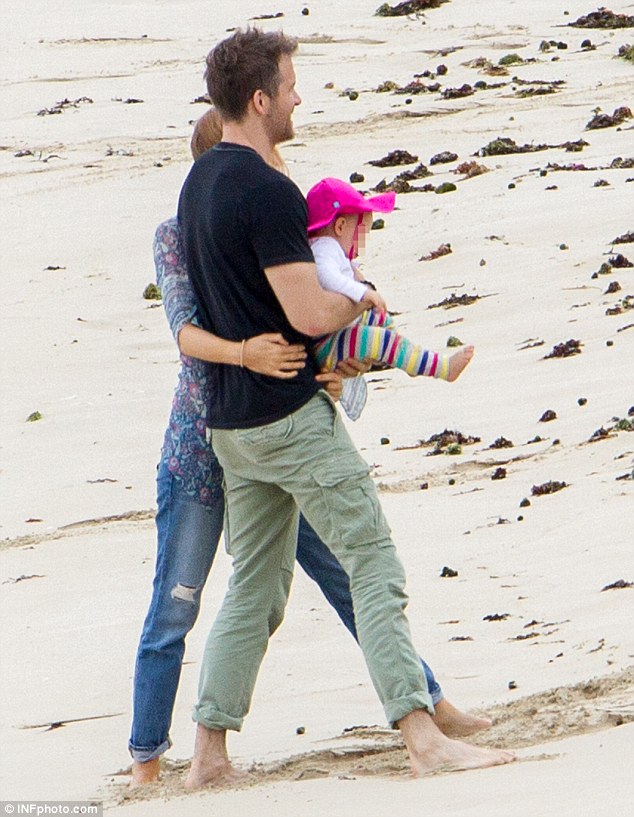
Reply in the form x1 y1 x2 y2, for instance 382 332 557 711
128 110 489 787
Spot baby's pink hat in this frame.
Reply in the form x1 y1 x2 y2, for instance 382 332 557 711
306 177 396 234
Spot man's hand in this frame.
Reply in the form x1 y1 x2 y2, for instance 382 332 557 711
335 357 372 378
243 334 307 378
315 370 343 402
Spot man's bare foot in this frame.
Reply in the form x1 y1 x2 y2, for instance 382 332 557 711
432 698 492 738
184 724 251 791
185 759 250 791
398 708 514 777
130 758 160 788
446 345 474 382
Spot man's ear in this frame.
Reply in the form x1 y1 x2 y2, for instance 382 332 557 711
252 89 269 115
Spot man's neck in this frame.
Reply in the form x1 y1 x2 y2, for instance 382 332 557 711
221 121 275 165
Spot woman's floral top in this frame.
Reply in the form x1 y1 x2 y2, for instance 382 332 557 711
154 217 223 507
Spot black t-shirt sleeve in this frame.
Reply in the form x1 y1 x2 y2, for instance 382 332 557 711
248 175 315 270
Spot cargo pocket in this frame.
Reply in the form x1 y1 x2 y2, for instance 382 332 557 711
311 457 391 548
235 414 293 446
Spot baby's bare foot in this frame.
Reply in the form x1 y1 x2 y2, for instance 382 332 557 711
446 345 474 382
432 699 492 738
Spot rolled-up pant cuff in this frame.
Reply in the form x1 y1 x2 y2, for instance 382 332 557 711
431 688 444 706
128 737 172 763
386 692 434 728
193 705 244 733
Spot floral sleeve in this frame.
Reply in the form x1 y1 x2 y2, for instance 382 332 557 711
153 217 200 341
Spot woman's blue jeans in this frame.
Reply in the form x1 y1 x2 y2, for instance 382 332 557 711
128 463 442 762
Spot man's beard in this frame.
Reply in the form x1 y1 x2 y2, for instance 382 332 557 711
266 110 294 145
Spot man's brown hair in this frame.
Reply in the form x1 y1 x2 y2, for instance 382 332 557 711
205 28 298 122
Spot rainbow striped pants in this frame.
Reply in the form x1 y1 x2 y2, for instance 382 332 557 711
314 309 450 380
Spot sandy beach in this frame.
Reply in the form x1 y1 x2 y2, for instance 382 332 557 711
2 1 633 814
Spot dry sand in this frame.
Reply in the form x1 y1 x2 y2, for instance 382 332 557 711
1 1 633 814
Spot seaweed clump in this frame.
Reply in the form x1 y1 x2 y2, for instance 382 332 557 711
531 481 568 496
488 437 514 449
442 84 474 99
397 79 440 94
376 0 448 16
454 160 489 178
562 139 589 152
420 243 452 261
618 44 634 61
464 56 510 76
601 579 633 591
585 107 632 130
569 8 634 29
396 428 481 455
611 231 634 244
143 283 162 300
515 86 555 99
376 79 440 94
543 339 583 359
428 292 480 309
588 417 633 442
605 295 634 315
375 80 400 93
426 429 481 455
498 53 525 66
610 157 634 169
373 163 433 194
37 96 93 116
435 182 457 194
430 151 458 165
609 254 633 267
478 137 548 156
368 149 418 167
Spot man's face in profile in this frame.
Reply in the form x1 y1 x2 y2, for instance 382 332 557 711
265 54 302 144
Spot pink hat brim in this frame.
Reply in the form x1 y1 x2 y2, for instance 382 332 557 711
363 191 396 213
306 189 396 233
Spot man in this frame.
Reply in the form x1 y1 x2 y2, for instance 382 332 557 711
178 28 514 788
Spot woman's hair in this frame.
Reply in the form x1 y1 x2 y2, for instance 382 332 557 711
204 28 298 122
190 107 288 174
190 108 223 160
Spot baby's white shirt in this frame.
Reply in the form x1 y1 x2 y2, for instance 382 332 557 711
310 236 367 303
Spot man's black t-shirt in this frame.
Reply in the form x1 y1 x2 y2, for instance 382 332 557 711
177 142 319 429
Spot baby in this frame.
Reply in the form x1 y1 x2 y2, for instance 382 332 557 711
306 177 474 382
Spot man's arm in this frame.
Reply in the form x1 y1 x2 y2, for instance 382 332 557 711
265 261 370 337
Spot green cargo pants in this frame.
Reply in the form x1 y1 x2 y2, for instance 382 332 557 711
193 390 432 730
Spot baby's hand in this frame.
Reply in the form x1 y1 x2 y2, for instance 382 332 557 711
362 287 387 313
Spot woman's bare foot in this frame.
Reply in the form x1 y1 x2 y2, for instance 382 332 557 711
432 698 492 738
130 758 160 788
446 345 474 382
398 708 514 777
184 725 251 791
